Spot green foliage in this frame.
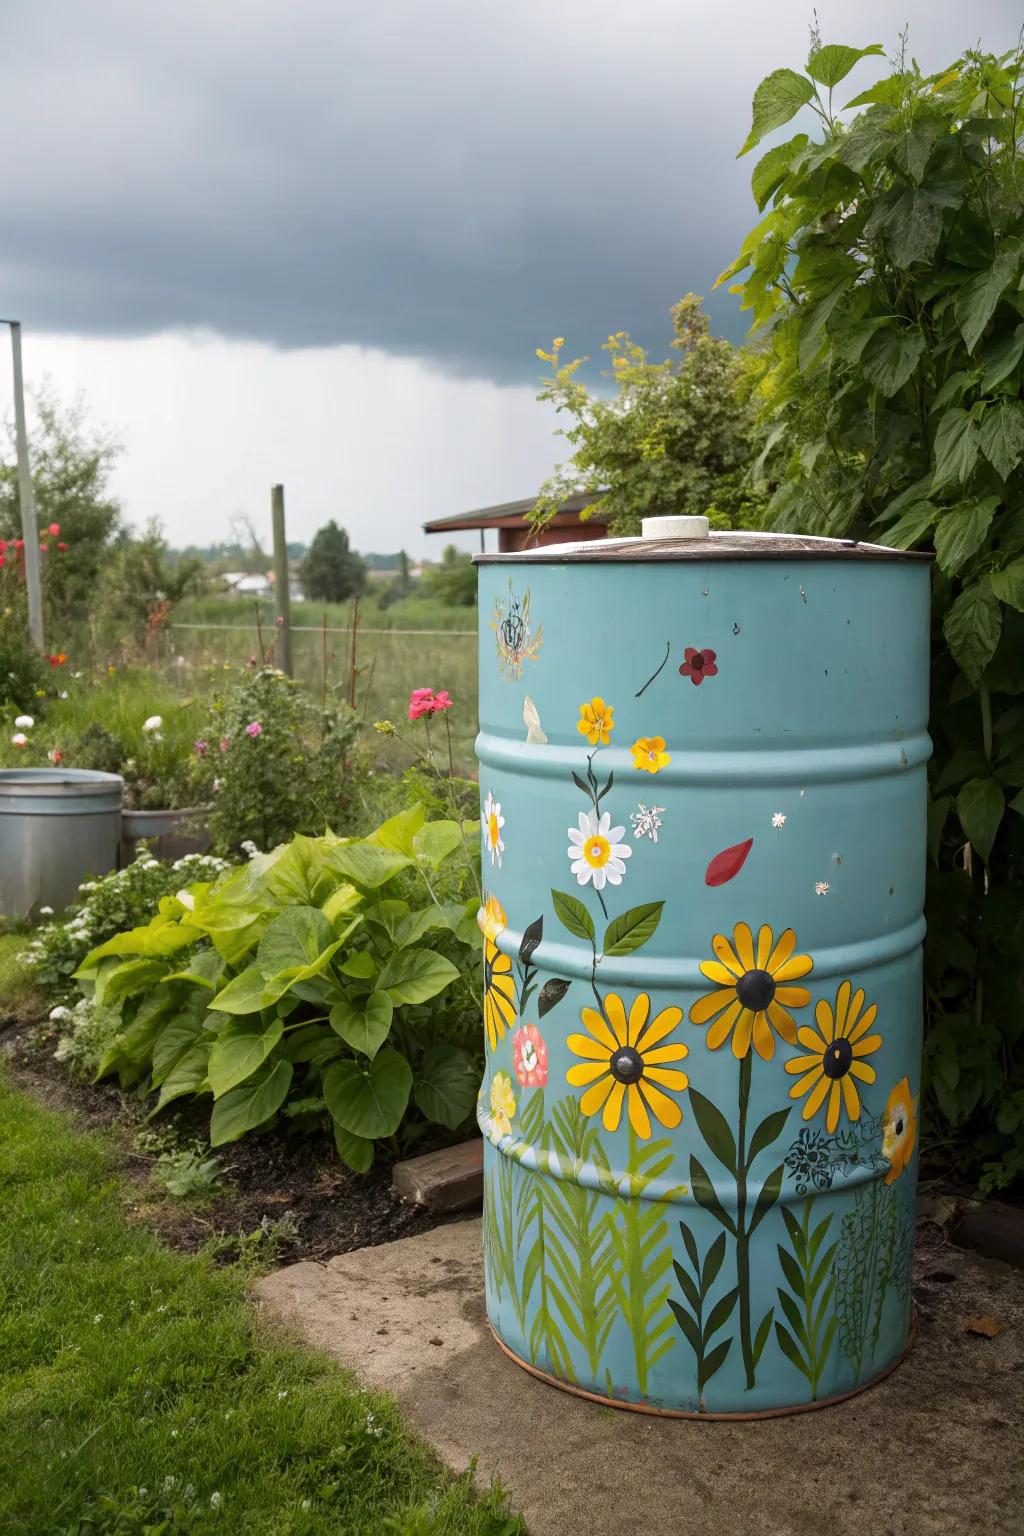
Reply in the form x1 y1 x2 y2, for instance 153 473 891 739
299 520 367 604
531 295 767 537
774 1200 838 1400
420 544 477 607
669 1226 738 1399
93 522 204 655
192 666 362 855
73 803 483 1167
152 1142 224 1202
0 612 46 709
726 35 1024 1189
834 1181 911 1383
0 1071 523 1534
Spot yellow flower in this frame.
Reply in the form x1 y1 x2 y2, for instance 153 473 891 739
577 696 614 746
631 736 670 774
490 1071 517 1137
477 892 506 944
483 933 516 1051
882 1076 917 1184
107 665 116 675
552 336 565 349
784 981 882 1133
567 992 688 1139
690 923 813 1060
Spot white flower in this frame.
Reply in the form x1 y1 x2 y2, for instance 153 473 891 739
11 733 27 747
481 790 505 868
142 715 162 732
48 1005 71 1021
59 690 68 699
39 905 54 916
93 1313 103 1323
567 809 631 890
301 1500 311 1511
630 803 665 843
277 1390 288 1400
240 839 260 860
14 714 34 728
771 812 787 829
210 1493 222 1510
212 777 222 792
815 881 830 896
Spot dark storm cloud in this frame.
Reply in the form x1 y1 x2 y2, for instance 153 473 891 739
2 0 1017 380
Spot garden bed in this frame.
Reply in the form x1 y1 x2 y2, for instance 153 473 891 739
0 1011 439 1264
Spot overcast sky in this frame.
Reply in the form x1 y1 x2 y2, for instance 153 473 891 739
1 0 1017 555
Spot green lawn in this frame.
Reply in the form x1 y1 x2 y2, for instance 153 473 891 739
0 1068 521 1536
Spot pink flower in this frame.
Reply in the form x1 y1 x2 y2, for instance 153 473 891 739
48 522 60 537
407 687 454 720
432 690 453 711
245 721 262 738
194 739 208 757
275 615 285 627
48 748 62 765
512 1024 548 1088
57 542 68 553
219 737 230 753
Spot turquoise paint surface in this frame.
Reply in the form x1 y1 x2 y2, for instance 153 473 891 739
476 552 929 1414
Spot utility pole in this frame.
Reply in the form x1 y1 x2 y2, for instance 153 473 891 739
270 483 293 676
4 321 43 650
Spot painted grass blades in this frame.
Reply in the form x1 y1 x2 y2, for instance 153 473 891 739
669 1224 738 1405
607 1126 678 1399
774 1198 838 1399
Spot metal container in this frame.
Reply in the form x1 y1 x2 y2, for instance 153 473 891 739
475 522 931 1417
0 768 123 917
121 806 211 866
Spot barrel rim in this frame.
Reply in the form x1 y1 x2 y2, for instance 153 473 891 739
473 530 934 566
0 767 124 798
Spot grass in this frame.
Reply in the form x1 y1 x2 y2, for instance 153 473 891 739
0 1068 522 1536
0 932 45 1017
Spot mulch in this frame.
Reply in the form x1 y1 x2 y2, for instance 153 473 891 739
0 1012 440 1264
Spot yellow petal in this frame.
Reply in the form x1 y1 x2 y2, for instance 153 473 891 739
689 988 735 1025
834 981 852 1034
850 1060 877 1085
567 1032 611 1062
774 985 810 1010
706 998 742 1050
844 986 866 1037
815 998 835 1042
767 1000 798 1044
602 1080 626 1133
826 1081 841 1133
604 993 629 1047
627 1083 651 1139
644 1066 689 1090
732 1007 754 1059
848 1004 878 1045
841 1074 860 1123
802 1073 831 1120
638 1078 683 1130
785 1052 824 1075
580 1075 614 1118
789 1065 824 1099
627 993 650 1046
767 927 796 972
638 1005 683 1049
733 923 755 972
752 1011 775 1060
756 924 773 969
851 1033 882 1058
699 960 738 986
642 1042 689 1065
711 934 743 976
566 1061 609 1087
773 951 813 983
797 1024 827 1053
579 1006 618 1053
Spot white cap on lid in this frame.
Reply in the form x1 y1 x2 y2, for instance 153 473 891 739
641 514 710 540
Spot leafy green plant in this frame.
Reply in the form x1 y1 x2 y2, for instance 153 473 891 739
531 295 766 536
74 802 482 1169
724 32 1024 1188
669 1227 738 1403
153 1143 224 1202
774 1199 838 1400
834 1181 910 1383
193 665 363 855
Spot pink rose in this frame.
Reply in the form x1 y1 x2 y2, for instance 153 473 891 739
219 737 230 753
512 1025 548 1088
245 721 262 738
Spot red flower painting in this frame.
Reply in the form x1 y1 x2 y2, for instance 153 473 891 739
679 647 718 686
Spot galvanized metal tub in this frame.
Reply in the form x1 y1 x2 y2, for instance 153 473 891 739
121 805 211 866
0 768 123 917
474 524 931 1417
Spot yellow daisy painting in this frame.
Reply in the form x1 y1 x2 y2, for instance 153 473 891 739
566 991 688 1139
784 981 883 1133
689 922 813 1060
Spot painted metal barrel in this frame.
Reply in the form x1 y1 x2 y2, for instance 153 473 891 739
474 522 931 1417
0 768 123 918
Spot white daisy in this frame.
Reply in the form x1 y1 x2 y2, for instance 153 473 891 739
481 790 505 867
771 812 786 829
14 714 34 729
567 809 632 890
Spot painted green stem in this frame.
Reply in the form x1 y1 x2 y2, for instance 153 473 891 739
735 1051 754 1390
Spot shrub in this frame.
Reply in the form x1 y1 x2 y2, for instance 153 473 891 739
724 33 1024 1188
0 616 46 710
22 850 232 997
193 667 362 855
72 802 483 1170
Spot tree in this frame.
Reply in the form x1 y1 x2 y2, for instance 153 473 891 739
0 384 122 622
725 32 1024 1187
530 295 765 537
95 523 204 649
420 544 476 607
299 520 367 603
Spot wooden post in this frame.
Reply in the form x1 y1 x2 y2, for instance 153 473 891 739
270 483 293 676
8 323 43 650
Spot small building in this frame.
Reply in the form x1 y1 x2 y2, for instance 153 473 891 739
423 491 609 554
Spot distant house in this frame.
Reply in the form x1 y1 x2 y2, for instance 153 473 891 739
221 570 272 597
423 491 609 553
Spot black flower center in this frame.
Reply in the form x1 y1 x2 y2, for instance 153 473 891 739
609 1046 644 1085
822 1037 853 1079
735 968 776 1012
691 653 705 671
895 1117 904 1137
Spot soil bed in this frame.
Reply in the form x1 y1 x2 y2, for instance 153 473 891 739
0 1011 439 1263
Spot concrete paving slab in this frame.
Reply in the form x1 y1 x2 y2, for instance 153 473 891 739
255 1219 1024 1536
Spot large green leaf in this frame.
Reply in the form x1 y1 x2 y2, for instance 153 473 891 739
96 957 169 1007
979 400 1024 481
954 246 1021 354
933 498 999 575
807 42 884 88
377 947 460 1006
414 1045 478 1130
751 134 808 210
150 999 211 1088
412 820 464 869
747 1107 792 1164
210 1058 293 1146
881 501 938 550
333 1119 374 1173
163 947 225 990
86 919 202 963
325 842 412 889
957 778 1005 864
208 1014 284 1098
980 324 1024 390
256 906 333 976
932 409 980 490
943 580 1003 685
885 188 944 269
153 1040 210 1111
602 902 664 957
798 279 853 373
739 69 815 158
861 326 925 397
687 1088 737 1174
209 964 267 1016
323 1048 412 1139
329 991 394 1060
992 559 1024 613
550 889 595 943
368 802 426 857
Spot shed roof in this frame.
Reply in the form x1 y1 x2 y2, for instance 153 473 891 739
423 490 606 534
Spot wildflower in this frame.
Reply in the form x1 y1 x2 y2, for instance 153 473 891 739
93 1313 103 1323
11 732 27 747
373 719 396 736
219 736 229 752
14 714 34 728
142 715 162 732
58 541 68 552
107 665 116 676
277 1389 288 1400
212 777 222 792
245 721 262 737
631 735 671 774
48 522 60 537
577 696 614 746
48 1005 71 1021
193 739 208 757
48 748 63 764
407 687 436 720
432 689 453 711
210 1492 222 1510
39 905 54 916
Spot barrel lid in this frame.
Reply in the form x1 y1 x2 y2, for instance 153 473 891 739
473 528 933 566
0 768 123 798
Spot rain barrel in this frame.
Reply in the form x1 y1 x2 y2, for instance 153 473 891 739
475 518 931 1417
0 768 123 918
